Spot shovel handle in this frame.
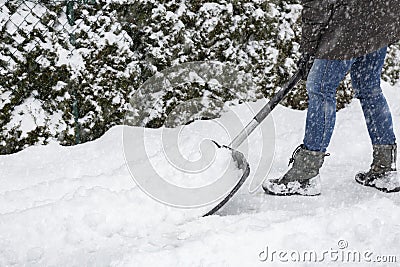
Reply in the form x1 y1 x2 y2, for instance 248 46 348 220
229 70 303 149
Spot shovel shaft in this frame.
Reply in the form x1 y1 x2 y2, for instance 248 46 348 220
229 70 302 149
229 119 259 149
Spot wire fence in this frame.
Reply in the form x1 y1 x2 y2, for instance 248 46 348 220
0 0 135 151
2 0 86 145
2 1 86 74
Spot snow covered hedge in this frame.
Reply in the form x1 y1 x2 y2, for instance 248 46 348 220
1 0 399 154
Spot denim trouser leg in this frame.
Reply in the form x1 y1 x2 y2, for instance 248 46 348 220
303 59 353 152
303 47 396 152
350 47 396 145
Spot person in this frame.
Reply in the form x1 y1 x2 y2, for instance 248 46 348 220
263 0 400 195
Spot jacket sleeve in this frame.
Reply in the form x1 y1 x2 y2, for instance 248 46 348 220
301 0 335 55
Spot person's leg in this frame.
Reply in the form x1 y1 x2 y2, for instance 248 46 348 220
263 58 354 196
350 47 396 145
351 47 398 192
303 59 354 152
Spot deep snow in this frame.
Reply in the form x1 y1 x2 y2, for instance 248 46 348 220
1 82 400 266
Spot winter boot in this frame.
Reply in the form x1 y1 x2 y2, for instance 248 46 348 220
355 144 399 192
263 144 329 196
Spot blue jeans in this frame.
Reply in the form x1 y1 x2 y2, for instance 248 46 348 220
303 47 396 152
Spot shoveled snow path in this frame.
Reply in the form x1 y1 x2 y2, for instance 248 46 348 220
0 82 399 266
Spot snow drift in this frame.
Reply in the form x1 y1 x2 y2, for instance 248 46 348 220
0 82 400 266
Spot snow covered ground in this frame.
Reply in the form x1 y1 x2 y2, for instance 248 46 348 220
1 82 400 266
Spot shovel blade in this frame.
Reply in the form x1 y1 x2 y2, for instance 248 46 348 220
203 142 250 216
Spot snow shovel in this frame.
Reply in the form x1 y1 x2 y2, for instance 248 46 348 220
203 70 303 216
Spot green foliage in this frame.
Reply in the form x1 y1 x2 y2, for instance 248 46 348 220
0 0 399 154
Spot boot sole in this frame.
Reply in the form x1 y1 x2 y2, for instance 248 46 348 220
355 173 400 193
262 187 321 196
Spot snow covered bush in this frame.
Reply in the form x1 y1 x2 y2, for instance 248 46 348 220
383 45 400 84
0 0 399 154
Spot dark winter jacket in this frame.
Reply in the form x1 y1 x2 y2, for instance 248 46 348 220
301 0 400 60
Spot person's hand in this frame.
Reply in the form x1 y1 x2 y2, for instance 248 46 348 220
297 53 315 81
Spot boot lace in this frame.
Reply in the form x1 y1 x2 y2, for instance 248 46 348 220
288 144 330 166
288 144 304 166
